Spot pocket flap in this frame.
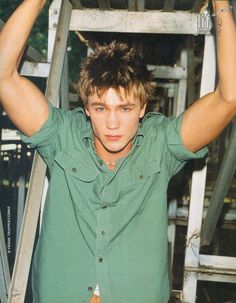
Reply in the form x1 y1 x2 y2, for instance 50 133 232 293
119 161 160 186
54 151 99 182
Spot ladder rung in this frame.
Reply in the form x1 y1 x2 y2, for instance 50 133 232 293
20 62 50 78
185 254 236 283
185 266 236 277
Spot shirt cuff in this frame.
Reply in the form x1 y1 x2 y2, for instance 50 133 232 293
166 113 209 161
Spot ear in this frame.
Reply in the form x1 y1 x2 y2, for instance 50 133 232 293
139 103 147 118
85 106 90 117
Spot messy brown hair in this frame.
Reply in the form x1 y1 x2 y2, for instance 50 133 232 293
77 41 156 108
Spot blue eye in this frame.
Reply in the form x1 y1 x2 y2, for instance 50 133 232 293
96 107 105 112
121 107 131 112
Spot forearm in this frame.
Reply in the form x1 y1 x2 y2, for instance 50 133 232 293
213 1 236 103
0 0 46 79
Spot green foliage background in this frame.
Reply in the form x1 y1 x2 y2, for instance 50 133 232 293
0 0 87 83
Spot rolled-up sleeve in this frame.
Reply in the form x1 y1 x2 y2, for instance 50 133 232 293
165 113 208 161
162 113 208 177
19 102 67 167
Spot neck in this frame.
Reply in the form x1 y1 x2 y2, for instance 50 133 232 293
94 137 132 165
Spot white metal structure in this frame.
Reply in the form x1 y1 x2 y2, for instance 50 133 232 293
182 33 236 303
0 211 10 303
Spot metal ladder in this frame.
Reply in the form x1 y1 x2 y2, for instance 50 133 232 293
182 7 236 300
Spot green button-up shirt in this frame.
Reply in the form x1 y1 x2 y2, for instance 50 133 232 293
21 103 207 303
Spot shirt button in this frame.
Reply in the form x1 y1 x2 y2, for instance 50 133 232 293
72 167 77 173
101 231 105 236
140 174 144 179
99 257 103 262
88 286 93 291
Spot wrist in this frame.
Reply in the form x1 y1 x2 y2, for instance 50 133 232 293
213 1 230 10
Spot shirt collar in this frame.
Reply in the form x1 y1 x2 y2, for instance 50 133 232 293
133 122 144 146
82 122 93 141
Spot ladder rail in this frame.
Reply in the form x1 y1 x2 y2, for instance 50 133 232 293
0 211 10 303
182 33 216 303
201 120 236 246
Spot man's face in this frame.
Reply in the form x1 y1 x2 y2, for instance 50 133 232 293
85 87 146 159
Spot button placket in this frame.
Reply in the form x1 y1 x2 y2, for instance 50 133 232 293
95 203 111 301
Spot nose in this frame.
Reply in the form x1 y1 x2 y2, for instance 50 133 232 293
106 111 120 130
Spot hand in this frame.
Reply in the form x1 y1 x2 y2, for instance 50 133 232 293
212 0 230 10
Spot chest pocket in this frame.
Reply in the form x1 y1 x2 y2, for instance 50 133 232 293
118 160 160 187
54 150 99 182
117 160 161 215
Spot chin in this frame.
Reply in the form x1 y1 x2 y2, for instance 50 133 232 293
103 142 128 153
105 145 125 153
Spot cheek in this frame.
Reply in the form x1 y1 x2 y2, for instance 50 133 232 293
127 113 140 126
90 116 105 134
123 116 140 135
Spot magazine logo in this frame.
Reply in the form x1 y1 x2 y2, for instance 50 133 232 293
197 12 212 32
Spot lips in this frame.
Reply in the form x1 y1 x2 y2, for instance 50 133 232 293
105 135 122 141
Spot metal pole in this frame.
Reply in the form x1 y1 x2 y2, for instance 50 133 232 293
0 210 11 303
182 34 216 303
201 121 236 246
16 145 26 249
60 52 70 110
7 1 72 302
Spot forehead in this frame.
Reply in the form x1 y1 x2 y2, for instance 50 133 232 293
88 87 140 106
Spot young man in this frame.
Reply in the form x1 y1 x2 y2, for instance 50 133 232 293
0 1 236 303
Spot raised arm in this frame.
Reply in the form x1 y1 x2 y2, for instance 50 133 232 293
0 0 48 137
181 0 236 152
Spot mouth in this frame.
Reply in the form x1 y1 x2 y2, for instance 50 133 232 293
105 135 122 141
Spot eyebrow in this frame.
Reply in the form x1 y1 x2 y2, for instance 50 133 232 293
90 102 136 107
90 102 106 106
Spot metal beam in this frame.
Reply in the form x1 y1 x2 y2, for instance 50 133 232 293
187 36 196 106
186 255 236 283
70 10 211 35
148 65 187 79
182 34 216 303
163 0 175 12
128 0 136 11
21 62 187 80
24 46 45 63
7 1 73 302
20 61 50 78
192 0 204 13
60 53 70 110
128 0 145 11
174 49 187 115
69 0 83 9
97 0 111 10
0 211 10 303
137 0 145 11
16 145 27 249
201 122 236 246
